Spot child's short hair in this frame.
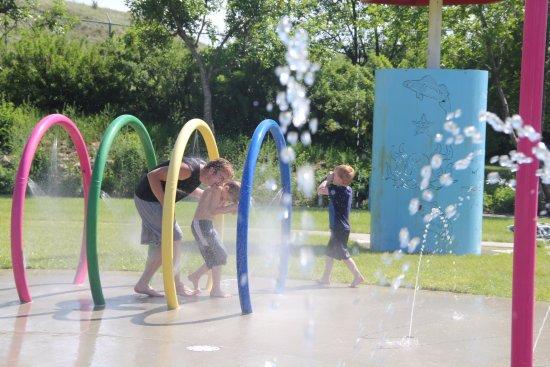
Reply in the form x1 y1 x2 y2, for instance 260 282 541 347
224 180 241 204
334 165 355 186
205 158 234 178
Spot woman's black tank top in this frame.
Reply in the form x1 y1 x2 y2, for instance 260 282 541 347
134 158 202 203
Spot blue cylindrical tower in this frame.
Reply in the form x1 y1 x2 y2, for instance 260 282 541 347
370 69 488 255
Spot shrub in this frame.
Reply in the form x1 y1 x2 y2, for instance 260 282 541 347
483 192 494 213
0 163 15 194
492 186 516 214
102 133 148 197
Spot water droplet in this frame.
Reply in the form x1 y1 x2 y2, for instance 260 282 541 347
282 192 292 206
297 165 315 198
279 111 292 126
301 131 312 145
463 125 476 137
422 190 433 202
408 237 420 253
452 311 464 321
300 247 315 269
454 153 474 170
439 173 453 186
391 274 405 290
309 118 318 134
240 274 248 287
280 146 295 163
287 131 299 145
445 205 457 218
276 66 291 85
399 228 410 248
304 72 315 86
264 178 278 191
409 198 420 215
486 172 501 185
187 345 220 352
431 154 442 169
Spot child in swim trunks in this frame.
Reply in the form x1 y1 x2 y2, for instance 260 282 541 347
188 180 241 297
133 157 234 297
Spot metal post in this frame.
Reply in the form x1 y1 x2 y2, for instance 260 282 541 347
427 0 443 68
106 13 112 37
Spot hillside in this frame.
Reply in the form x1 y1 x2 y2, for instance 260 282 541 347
38 0 132 42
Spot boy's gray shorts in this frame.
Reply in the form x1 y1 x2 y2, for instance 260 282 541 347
134 195 183 246
191 219 228 269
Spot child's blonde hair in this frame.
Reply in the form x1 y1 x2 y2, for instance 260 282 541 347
224 180 241 204
334 165 355 186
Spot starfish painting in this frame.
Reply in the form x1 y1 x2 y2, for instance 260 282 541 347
413 114 433 135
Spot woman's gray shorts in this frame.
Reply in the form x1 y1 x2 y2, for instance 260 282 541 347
134 195 183 246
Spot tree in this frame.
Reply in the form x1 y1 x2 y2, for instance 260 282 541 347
310 54 391 150
34 0 78 34
299 1 427 67
0 0 35 44
443 2 523 122
127 0 277 130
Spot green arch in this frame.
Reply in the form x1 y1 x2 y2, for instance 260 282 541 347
86 114 157 306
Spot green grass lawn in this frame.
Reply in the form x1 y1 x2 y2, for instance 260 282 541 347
1 196 549 301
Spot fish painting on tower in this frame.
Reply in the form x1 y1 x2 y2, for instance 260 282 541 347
403 75 451 113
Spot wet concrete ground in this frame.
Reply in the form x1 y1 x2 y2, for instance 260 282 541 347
0 269 548 367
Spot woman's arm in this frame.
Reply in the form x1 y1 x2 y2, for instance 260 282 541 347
147 166 168 204
147 163 193 204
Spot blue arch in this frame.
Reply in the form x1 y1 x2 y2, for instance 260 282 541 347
236 119 292 315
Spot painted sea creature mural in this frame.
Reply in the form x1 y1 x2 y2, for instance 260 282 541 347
403 75 451 113
385 143 455 191
413 114 433 135
385 144 422 190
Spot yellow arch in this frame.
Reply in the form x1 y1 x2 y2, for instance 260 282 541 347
161 119 222 310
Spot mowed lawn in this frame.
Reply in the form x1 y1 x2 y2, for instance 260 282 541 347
0 196 549 301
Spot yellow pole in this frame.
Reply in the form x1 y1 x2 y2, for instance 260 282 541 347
161 119 221 310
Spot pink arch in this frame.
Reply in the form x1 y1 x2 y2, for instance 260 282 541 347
11 114 91 303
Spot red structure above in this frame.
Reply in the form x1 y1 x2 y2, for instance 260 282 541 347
364 0 500 5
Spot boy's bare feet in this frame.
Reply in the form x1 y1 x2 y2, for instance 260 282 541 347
210 289 231 298
349 274 365 288
176 284 199 297
187 273 201 291
134 284 164 297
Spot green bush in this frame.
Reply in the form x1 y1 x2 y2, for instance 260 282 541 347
0 164 15 194
492 186 516 214
484 165 515 195
483 192 494 213
102 133 148 197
